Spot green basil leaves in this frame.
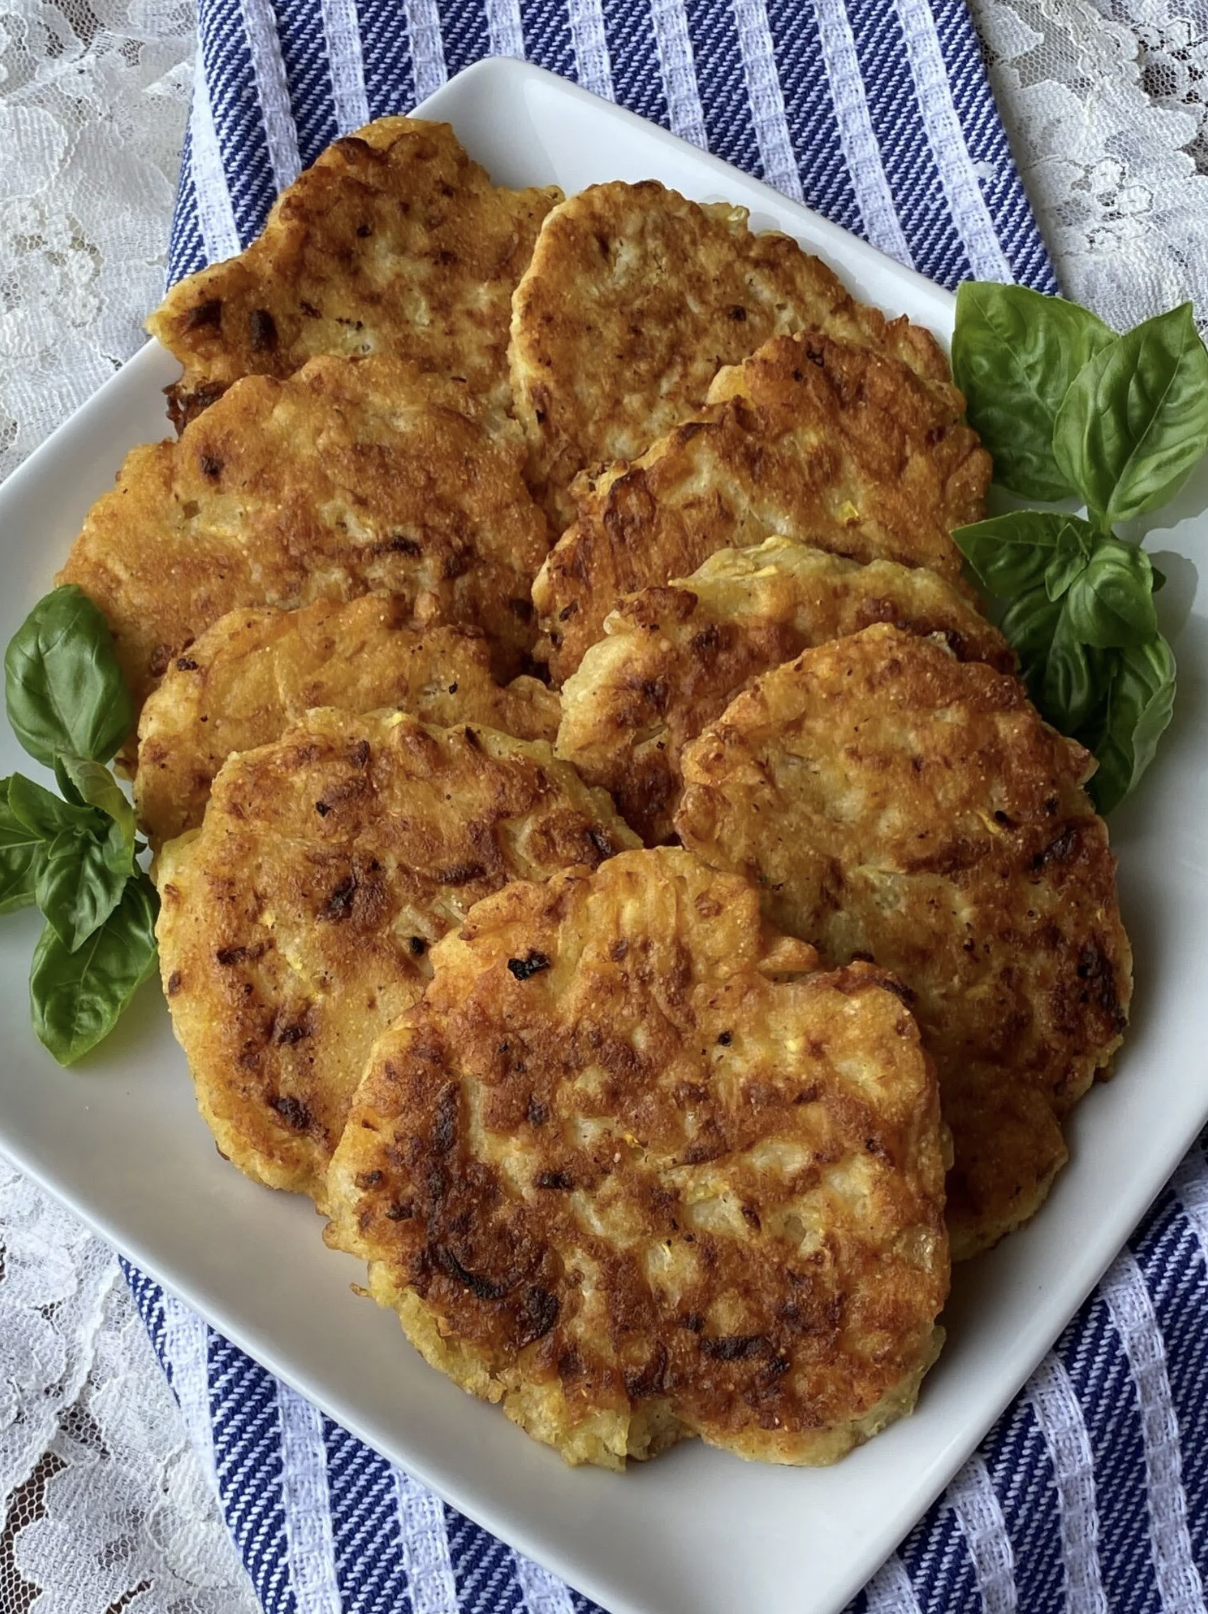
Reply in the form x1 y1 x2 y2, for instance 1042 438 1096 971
1084 637 1178 816
952 285 1205 813
955 514 1174 811
6 585 133 768
952 284 1115 502
1063 543 1158 647
956 288 1208 527
1 585 156 1063
1053 304 1208 528
30 873 159 1065
0 793 43 914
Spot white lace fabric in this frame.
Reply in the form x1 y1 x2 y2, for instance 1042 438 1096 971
0 0 193 485
0 2 1206 1609
0 1160 259 1613
974 0 1208 332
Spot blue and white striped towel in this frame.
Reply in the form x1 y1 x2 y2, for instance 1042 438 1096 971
127 5 1208 1611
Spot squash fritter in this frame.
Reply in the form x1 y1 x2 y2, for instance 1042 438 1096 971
325 848 949 1469
510 179 953 526
56 355 549 713
531 331 990 681
149 117 560 426
557 536 1014 843
155 710 638 1207
675 626 1133 1259
136 597 560 846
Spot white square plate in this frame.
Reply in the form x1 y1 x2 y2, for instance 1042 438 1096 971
1 58 1206 1614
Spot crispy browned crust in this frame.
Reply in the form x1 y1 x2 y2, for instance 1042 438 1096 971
510 180 953 526
675 626 1133 1259
56 356 550 714
326 848 949 1468
532 331 990 682
149 118 560 424
136 598 561 846
155 710 638 1206
557 537 1014 843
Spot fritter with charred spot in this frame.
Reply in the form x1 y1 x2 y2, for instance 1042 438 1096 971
510 180 953 526
56 356 549 715
325 847 949 1469
156 709 638 1207
150 117 560 426
136 597 560 846
532 331 989 681
557 536 1014 843
675 626 1133 1259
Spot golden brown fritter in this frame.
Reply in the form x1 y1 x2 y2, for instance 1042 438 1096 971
532 331 990 681
675 626 1133 1259
150 118 560 426
56 356 549 714
510 180 953 526
136 597 560 846
326 847 949 1469
155 709 638 1207
557 536 1014 843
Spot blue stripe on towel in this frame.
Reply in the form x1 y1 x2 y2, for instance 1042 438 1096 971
845 0 971 282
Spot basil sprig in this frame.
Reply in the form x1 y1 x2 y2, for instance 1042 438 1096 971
952 285 1207 812
952 285 1116 502
955 513 1172 812
1 585 157 1063
1053 304 1208 529
6 582 134 768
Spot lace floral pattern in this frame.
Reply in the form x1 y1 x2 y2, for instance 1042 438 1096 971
0 1160 258 1612
2 1 1208 1608
972 0 1208 332
0 0 193 484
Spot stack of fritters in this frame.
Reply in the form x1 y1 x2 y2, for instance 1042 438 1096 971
156 709 638 1206
509 179 1129 1273
556 535 1016 844
136 596 560 846
532 328 990 681
57 356 550 713
510 180 953 526
52 125 1132 1468
674 627 1132 1260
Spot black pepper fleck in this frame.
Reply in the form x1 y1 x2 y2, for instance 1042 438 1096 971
508 951 551 981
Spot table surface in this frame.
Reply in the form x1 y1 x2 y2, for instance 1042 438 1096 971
1 0 1206 1609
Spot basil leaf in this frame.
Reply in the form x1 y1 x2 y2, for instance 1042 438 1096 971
1053 303 1208 526
1043 527 1092 602
1000 585 1107 736
100 813 136 879
29 872 159 1064
952 283 1115 500
953 511 1075 598
8 773 98 842
999 586 1064 693
34 829 128 953
992 539 1170 812
0 847 40 913
1063 540 1158 649
53 756 86 806
55 755 135 846
1044 626 1107 735
5 584 133 767
0 779 43 914
1085 636 1176 814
